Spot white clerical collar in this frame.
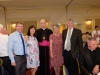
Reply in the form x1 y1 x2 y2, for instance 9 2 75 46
88 47 94 51
42 28 46 30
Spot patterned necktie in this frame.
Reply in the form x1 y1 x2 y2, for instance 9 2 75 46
66 29 71 51
20 34 25 55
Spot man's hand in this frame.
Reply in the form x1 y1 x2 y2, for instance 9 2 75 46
11 62 16 66
93 65 99 74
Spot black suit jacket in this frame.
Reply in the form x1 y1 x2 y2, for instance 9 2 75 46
79 47 100 75
62 28 83 58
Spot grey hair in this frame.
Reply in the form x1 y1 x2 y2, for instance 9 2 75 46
67 18 74 24
69 18 74 22
87 37 96 42
53 24 59 28
53 24 60 29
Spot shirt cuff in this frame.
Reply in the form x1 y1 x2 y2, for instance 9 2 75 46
11 57 15 63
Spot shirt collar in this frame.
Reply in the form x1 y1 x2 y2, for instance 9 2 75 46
41 28 46 30
88 47 94 51
0 33 2 35
68 28 74 31
15 31 22 35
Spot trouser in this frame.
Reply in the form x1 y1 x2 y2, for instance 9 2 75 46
14 55 27 75
0 56 15 75
64 50 78 75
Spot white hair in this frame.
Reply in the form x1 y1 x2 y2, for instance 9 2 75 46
0 24 3 30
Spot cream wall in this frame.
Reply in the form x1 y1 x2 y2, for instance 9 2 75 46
6 6 66 34
1 6 100 33
0 7 6 27
67 6 100 33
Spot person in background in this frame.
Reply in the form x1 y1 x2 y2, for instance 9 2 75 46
8 22 27 75
93 33 100 43
0 27 15 75
25 25 40 75
92 26 100 43
50 24 63 75
36 19 53 75
62 18 83 75
86 32 91 40
83 32 91 48
82 33 87 43
80 37 100 75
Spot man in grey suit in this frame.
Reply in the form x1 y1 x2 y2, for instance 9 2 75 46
62 19 83 75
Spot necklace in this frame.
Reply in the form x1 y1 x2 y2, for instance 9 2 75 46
42 29 47 40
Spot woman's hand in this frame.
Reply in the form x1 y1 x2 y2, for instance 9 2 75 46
50 54 54 59
24 35 28 42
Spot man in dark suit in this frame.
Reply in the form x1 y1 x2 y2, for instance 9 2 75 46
80 37 100 75
62 19 83 75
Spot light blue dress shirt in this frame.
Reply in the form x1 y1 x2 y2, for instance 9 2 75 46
8 31 26 63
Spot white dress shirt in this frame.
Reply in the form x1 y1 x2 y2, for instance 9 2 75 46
64 28 73 50
92 30 100 43
0 33 8 57
8 31 26 63
97 72 100 75
92 30 100 37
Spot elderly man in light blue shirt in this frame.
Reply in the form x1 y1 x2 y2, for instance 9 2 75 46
8 22 26 75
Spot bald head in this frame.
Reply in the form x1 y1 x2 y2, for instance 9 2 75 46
40 19 47 29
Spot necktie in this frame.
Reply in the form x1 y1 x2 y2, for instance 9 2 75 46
66 29 71 51
96 30 98 34
20 34 25 55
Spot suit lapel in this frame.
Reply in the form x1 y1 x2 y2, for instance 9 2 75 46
65 29 68 36
71 28 75 40
64 29 68 41
86 49 93 66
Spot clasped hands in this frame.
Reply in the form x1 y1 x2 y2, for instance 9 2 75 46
90 65 100 75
